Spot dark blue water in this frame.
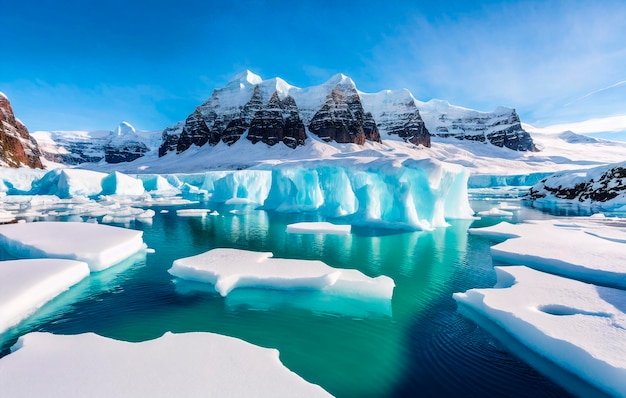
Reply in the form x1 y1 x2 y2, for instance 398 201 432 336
0 199 573 397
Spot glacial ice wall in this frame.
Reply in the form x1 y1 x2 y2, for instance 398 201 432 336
2 159 474 230
186 159 474 230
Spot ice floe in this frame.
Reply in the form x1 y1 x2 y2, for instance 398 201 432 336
469 219 626 289
0 259 89 334
0 331 331 397
454 266 626 397
0 222 146 271
175 208 211 217
286 221 351 235
168 248 394 298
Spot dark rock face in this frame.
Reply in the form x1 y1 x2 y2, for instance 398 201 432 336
529 165 626 203
104 142 150 163
248 92 306 148
375 99 431 147
159 122 184 157
308 83 381 144
0 94 43 169
433 109 536 151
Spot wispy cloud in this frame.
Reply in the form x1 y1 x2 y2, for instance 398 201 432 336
565 80 626 106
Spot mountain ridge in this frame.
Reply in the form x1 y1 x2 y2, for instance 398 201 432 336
159 71 536 157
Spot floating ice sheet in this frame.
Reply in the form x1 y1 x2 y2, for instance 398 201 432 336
286 221 351 235
470 219 626 289
0 222 145 271
0 259 89 334
0 332 331 397
454 266 626 397
169 248 394 298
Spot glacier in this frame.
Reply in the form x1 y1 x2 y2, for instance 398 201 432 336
0 157 474 231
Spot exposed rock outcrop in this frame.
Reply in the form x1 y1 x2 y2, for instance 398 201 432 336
421 102 536 151
529 163 626 204
0 92 43 169
308 78 381 144
248 92 306 148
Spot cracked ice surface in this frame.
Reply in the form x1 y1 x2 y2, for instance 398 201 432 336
454 266 626 397
0 222 145 271
168 248 394 299
0 332 332 398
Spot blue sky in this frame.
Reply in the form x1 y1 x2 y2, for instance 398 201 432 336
2 0 625 135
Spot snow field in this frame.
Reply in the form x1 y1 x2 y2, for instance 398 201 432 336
0 331 332 397
168 248 395 299
0 259 90 334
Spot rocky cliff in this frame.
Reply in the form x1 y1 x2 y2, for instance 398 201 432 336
0 92 43 169
159 72 536 157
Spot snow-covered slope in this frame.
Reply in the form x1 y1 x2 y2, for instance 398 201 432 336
32 122 158 165
158 71 535 157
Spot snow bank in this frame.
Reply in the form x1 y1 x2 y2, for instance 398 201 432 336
0 259 89 333
0 332 331 397
286 222 351 235
168 248 394 299
470 220 626 289
0 222 145 271
454 266 626 397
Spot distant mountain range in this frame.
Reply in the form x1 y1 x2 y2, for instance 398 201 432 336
2 72 538 169
159 71 536 158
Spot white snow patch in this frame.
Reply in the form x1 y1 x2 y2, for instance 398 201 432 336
454 266 626 397
0 259 89 333
168 248 394 298
286 222 351 235
0 331 331 397
0 222 145 271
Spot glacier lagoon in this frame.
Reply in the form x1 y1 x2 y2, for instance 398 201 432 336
0 194 574 397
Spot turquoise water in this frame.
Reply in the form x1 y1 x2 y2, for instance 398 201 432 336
0 199 572 397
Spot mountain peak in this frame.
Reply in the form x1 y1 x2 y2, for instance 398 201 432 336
115 121 136 136
0 91 8 101
228 70 263 87
323 73 355 87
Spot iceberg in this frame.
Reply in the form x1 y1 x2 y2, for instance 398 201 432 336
0 259 89 334
454 266 626 397
0 332 331 397
100 171 145 196
168 248 395 299
30 168 106 198
0 222 145 271
286 222 351 235
470 219 626 289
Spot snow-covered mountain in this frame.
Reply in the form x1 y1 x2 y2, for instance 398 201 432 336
32 122 158 165
0 92 43 169
159 71 535 157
